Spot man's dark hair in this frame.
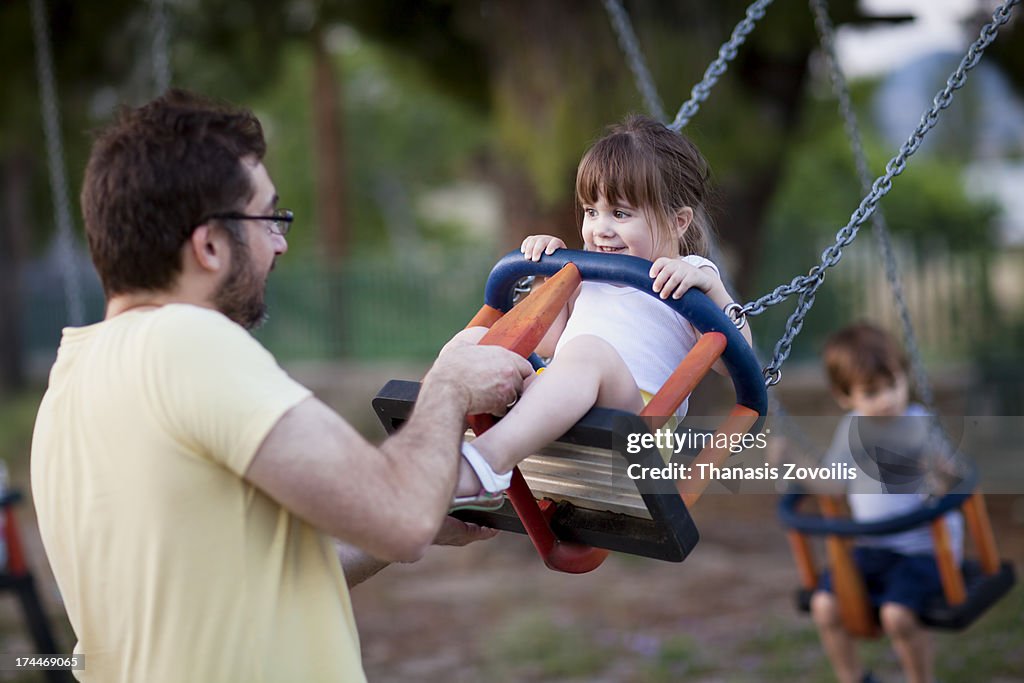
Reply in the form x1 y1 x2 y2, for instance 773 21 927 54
81 89 266 296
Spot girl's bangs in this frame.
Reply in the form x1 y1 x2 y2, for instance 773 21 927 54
575 135 657 210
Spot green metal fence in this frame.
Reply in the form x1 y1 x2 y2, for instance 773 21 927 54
21 244 1013 375
256 250 497 361
749 237 999 366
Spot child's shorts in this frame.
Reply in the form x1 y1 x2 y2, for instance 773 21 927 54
818 546 944 614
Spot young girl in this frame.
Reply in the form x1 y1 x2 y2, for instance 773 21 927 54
451 114 752 501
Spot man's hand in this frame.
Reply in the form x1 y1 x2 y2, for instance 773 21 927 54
433 516 499 546
429 343 534 416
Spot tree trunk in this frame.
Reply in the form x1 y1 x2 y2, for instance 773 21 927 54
312 26 347 264
471 0 619 251
311 26 349 355
718 50 812 295
0 151 31 394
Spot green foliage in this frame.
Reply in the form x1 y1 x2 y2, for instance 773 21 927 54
177 28 493 259
244 45 316 256
752 85 1000 362
325 0 489 111
880 161 1000 249
340 33 492 250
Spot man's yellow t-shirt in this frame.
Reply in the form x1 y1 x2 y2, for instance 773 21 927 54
31 304 366 683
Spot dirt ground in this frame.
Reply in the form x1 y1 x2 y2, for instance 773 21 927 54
3 361 1023 682
305 361 1024 682
349 494 1024 683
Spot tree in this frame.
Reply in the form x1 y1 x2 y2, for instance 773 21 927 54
327 0 874 292
0 0 144 393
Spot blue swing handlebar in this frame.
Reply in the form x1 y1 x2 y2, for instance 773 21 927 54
778 464 978 537
482 249 768 416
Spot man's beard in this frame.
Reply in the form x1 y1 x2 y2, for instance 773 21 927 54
213 237 269 330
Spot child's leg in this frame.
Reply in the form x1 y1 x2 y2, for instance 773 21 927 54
470 335 644 474
810 591 865 683
879 603 933 683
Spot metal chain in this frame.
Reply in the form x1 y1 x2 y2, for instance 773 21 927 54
30 0 85 327
596 0 818 446
809 0 935 407
745 0 1020 385
811 0 975 487
601 0 770 333
150 0 172 94
602 0 668 123
669 0 775 132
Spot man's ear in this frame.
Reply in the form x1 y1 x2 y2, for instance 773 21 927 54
187 224 229 273
675 206 694 241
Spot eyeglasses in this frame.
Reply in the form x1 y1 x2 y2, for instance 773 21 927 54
207 208 294 236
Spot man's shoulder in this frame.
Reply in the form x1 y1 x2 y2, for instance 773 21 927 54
147 304 247 341
153 303 233 327
140 304 264 363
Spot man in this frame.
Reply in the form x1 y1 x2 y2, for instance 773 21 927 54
31 89 532 683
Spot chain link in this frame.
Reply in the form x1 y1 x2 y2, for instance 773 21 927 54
669 0 775 132
723 301 747 330
511 276 536 305
811 0 976 486
809 0 936 407
602 0 668 123
745 0 1020 384
30 0 85 327
150 0 172 94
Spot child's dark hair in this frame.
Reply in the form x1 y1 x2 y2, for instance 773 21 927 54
823 323 909 396
576 114 713 257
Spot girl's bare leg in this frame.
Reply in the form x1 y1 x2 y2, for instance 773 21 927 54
469 335 643 474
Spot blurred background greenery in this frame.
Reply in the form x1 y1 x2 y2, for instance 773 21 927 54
1 2 1023 680
2 0 1023 393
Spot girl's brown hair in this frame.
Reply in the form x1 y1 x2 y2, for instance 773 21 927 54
575 114 714 257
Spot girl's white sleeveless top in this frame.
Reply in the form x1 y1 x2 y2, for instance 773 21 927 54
554 255 719 417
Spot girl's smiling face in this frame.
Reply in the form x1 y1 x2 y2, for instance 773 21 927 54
581 194 682 261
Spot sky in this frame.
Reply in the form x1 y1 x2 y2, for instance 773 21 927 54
837 0 983 77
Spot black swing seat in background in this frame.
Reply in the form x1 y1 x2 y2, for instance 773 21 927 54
792 560 1016 631
373 378 700 563
778 491 1016 631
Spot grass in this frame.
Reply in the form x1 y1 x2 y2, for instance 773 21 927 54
733 617 837 681
638 634 714 682
3 382 1020 682
478 592 1024 682
934 583 1024 681
482 610 617 681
